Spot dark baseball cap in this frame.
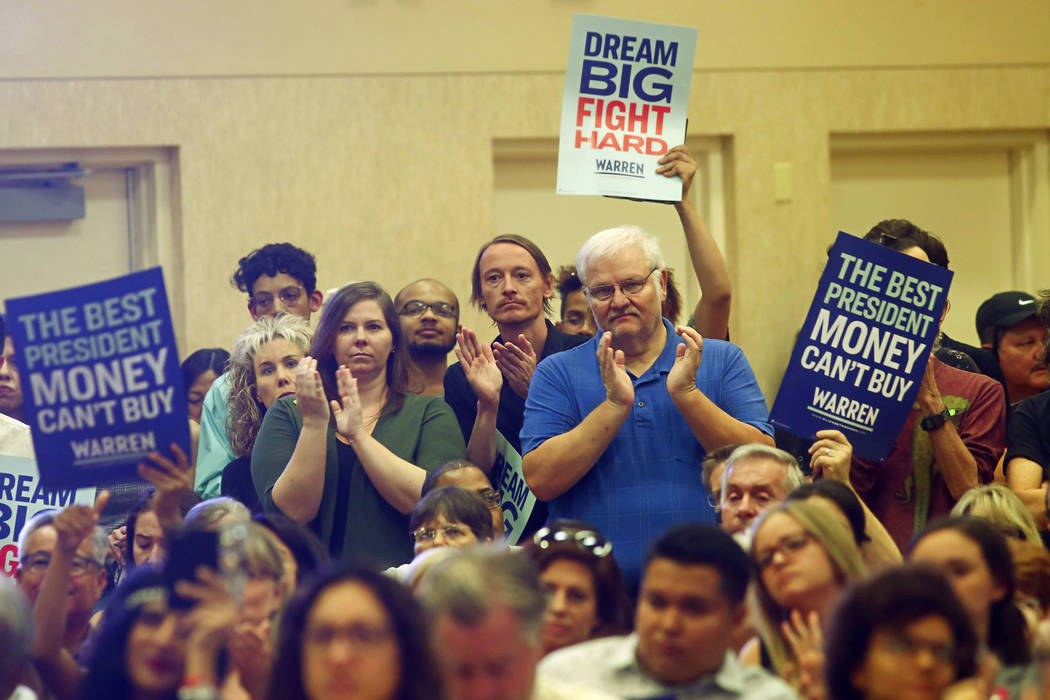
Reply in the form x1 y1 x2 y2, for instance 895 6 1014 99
975 291 1038 338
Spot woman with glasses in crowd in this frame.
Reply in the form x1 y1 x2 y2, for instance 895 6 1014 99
824 564 979 700
218 314 313 510
523 519 633 656
746 500 868 695
266 564 439 700
409 486 495 557
252 282 465 567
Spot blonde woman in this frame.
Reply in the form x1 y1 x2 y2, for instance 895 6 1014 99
745 500 868 696
217 314 313 508
951 482 1043 545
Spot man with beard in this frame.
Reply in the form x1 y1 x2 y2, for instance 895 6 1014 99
395 279 460 396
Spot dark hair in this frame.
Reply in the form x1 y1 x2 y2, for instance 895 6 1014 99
252 512 331 586
470 234 554 315
124 489 200 569
180 348 230 392
662 268 683 325
555 266 583 308
231 243 318 295
825 564 978 700
701 443 740 494
911 516 1030 665
409 486 494 543
522 519 633 638
421 460 491 497
863 219 949 269
309 281 416 412
267 565 439 700
80 566 174 700
645 523 749 606
788 480 870 546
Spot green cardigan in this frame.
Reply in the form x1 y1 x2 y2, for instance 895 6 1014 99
251 393 466 567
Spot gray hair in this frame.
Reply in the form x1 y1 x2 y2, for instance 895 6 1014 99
16 509 107 566
184 497 250 531
418 546 547 645
722 443 806 498
575 225 666 286
0 576 31 693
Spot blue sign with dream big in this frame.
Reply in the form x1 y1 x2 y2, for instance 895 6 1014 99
4 268 189 488
770 232 953 462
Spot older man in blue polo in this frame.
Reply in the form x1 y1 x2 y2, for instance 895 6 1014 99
521 225 773 588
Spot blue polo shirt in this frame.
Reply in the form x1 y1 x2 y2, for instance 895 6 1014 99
521 319 772 586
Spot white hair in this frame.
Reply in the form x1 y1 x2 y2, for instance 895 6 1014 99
575 225 666 286
17 509 108 566
722 443 806 497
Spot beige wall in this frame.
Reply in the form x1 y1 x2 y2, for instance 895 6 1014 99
2 3 1049 401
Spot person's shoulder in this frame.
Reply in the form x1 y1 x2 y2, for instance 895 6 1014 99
539 635 632 675
547 325 592 353
204 371 232 401
0 413 33 458
1016 389 1050 416
936 358 1004 396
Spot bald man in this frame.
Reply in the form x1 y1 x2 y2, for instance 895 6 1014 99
396 279 460 395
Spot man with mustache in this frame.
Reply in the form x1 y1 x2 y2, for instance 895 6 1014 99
443 234 589 540
520 220 773 590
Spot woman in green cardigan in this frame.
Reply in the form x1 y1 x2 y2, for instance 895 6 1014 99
251 282 465 567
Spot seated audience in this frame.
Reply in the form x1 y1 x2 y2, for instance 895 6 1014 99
524 520 633 656
421 459 504 540
79 565 237 700
849 219 1005 550
701 443 740 513
718 444 805 542
824 564 979 700
253 511 330 594
951 483 1043 545
421 546 613 700
746 500 867 692
183 496 251 531
252 281 465 566
0 576 32 699
539 523 795 698
409 486 495 557
220 314 313 510
787 479 901 569
1008 538 1050 638
267 565 438 700
180 347 229 424
910 516 1030 667
195 242 323 499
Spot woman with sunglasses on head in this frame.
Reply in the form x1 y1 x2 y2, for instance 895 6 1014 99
266 564 439 700
746 500 868 697
910 517 1030 670
252 282 465 567
523 519 633 656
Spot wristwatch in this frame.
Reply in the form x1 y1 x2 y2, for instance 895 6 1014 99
920 408 953 432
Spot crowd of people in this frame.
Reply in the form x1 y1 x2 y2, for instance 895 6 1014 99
2 145 1050 699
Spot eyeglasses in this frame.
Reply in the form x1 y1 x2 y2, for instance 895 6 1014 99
20 552 103 578
249 286 304 313
705 490 722 510
477 489 502 509
754 532 814 571
533 526 612 558
585 268 658 301
879 630 955 665
411 524 472 543
399 300 457 318
303 623 393 650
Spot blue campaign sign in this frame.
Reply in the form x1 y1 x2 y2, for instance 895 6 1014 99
4 268 190 488
770 232 953 461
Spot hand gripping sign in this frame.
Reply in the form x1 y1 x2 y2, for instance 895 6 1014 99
5 268 190 489
771 233 953 461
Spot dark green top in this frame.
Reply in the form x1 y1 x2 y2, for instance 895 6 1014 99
251 393 466 568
